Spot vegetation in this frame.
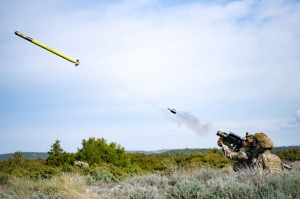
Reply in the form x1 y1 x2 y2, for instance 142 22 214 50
75 137 131 167
1 145 299 161
0 138 299 198
46 140 75 167
167 148 216 155
275 147 300 162
271 145 300 153
1 162 300 198
113 161 300 199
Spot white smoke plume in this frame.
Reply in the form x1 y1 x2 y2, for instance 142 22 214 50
177 111 211 136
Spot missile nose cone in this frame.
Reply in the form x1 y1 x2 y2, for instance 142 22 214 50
14 31 32 41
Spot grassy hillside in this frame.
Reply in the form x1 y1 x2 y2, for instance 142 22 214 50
1 162 299 198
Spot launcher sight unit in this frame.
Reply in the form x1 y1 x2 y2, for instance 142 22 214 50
216 131 246 150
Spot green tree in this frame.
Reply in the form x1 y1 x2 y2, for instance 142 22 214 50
46 140 74 167
6 151 25 169
76 137 131 167
276 148 300 161
13 151 23 159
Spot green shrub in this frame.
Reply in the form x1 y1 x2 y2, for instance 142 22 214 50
28 166 61 179
26 192 63 199
122 174 168 189
76 137 132 168
112 186 160 199
46 140 75 167
276 148 300 162
165 179 205 199
105 174 169 199
0 192 10 199
83 175 95 186
88 165 300 199
91 167 114 182
0 173 9 185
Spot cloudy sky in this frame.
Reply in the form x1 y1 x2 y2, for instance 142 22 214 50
0 0 299 154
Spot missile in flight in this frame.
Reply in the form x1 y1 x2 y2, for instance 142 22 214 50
15 31 79 66
168 108 177 114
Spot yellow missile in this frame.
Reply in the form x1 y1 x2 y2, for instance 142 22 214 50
15 31 79 66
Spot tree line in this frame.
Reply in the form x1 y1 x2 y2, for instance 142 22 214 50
0 137 299 184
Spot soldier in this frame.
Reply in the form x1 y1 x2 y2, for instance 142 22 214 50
218 133 256 172
255 137 283 174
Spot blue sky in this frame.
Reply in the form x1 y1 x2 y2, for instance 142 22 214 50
0 0 300 154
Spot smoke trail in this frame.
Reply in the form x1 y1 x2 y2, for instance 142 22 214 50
177 111 211 136
80 65 164 110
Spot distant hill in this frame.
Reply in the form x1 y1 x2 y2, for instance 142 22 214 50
1 146 299 161
167 148 214 155
270 145 300 153
0 152 48 161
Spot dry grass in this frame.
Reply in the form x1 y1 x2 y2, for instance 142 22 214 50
1 173 89 199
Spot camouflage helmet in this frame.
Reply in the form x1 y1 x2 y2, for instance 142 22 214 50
245 132 254 142
253 132 268 141
260 138 274 148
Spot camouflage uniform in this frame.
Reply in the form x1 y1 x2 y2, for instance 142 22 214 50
255 138 283 174
256 150 283 174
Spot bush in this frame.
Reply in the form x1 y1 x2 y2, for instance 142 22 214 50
276 148 300 162
74 161 89 169
165 179 205 199
113 186 160 199
76 137 132 167
91 167 114 182
88 165 300 199
46 140 75 167
26 192 63 199
0 173 9 185
0 192 10 199
110 174 168 199
121 174 169 189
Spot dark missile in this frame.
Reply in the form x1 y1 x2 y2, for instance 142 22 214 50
168 108 177 114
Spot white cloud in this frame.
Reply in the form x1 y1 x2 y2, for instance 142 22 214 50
277 110 300 130
294 110 300 123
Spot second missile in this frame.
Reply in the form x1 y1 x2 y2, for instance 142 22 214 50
15 31 79 66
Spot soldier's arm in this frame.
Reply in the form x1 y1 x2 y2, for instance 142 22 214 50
222 147 249 160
